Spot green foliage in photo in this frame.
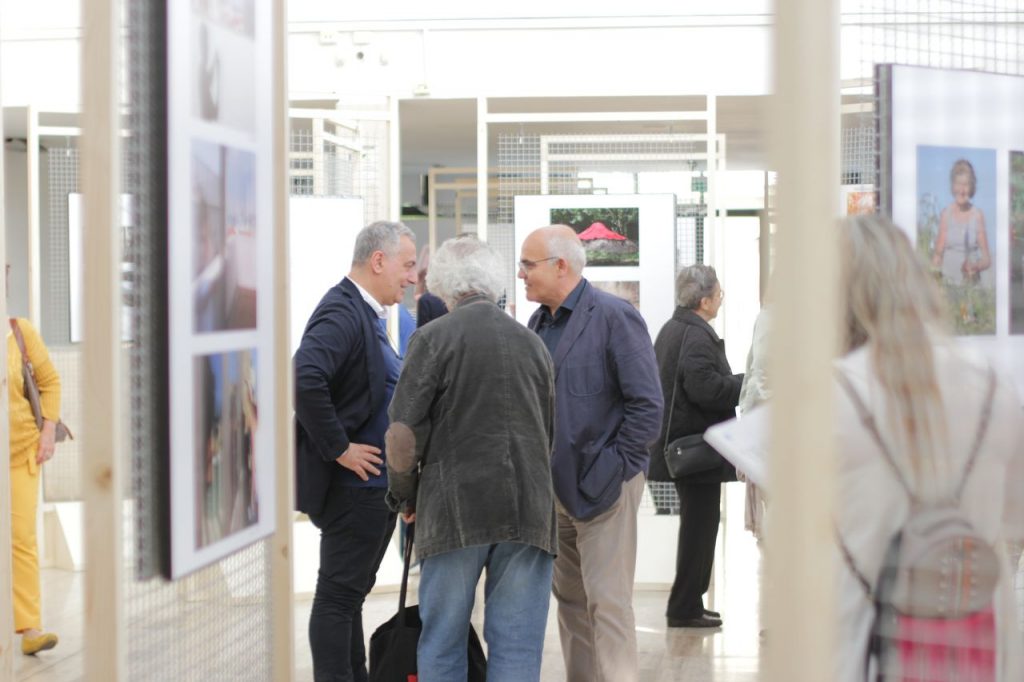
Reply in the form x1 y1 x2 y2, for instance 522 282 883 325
939 278 995 336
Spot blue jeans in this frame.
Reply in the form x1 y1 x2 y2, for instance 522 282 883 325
417 542 554 682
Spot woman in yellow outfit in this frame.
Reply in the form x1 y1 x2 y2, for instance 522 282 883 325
7 317 60 655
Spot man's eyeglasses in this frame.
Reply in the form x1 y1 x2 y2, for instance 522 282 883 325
518 256 559 273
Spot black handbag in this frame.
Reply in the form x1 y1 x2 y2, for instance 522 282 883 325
662 326 730 481
369 524 487 682
664 433 723 479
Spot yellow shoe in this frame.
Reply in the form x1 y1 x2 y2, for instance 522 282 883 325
21 632 58 655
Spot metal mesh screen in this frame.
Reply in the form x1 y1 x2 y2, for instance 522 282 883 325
839 0 1024 207
496 132 707 513
119 0 273 678
42 146 83 501
289 113 391 224
44 146 77 343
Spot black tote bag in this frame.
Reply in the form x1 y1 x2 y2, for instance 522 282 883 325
369 524 487 682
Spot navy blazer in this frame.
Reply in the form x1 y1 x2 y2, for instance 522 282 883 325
416 292 448 328
294 278 385 516
528 280 664 520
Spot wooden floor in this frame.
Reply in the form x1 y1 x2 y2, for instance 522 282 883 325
13 489 1024 681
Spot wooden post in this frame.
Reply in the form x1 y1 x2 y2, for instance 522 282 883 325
81 0 124 678
271 0 296 679
765 1 840 681
0 15 16 673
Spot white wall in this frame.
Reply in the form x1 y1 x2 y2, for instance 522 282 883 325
3 149 28 316
0 1 81 110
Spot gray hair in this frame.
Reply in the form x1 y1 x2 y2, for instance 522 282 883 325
426 237 506 306
545 226 587 273
352 221 415 265
675 264 719 309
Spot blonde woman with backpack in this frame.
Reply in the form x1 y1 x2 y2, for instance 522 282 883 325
833 215 1024 681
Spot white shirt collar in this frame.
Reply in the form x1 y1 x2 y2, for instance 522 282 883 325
347 277 388 319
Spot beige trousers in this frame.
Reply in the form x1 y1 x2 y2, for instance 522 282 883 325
553 473 644 682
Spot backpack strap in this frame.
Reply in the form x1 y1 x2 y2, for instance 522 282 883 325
835 526 874 600
953 368 997 503
834 370 916 502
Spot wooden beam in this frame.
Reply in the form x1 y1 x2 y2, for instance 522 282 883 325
271 0 296 679
0 14 15 675
765 1 840 681
81 0 125 678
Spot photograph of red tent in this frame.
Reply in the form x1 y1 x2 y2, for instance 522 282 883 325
551 207 640 266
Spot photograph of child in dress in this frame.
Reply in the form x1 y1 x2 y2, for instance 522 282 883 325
916 146 996 335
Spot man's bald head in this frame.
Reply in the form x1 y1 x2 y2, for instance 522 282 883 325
526 225 587 275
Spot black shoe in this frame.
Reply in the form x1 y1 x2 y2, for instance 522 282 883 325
703 608 721 619
668 615 722 629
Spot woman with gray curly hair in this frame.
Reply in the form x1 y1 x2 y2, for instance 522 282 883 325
648 263 743 629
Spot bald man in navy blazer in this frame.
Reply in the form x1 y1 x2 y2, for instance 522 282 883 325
521 225 663 682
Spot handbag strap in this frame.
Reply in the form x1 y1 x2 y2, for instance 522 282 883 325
9 318 32 372
398 522 415 617
665 325 692 438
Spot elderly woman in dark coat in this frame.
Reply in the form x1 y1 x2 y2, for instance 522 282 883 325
649 264 743 628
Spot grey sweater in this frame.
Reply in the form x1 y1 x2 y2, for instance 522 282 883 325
385 295 557 561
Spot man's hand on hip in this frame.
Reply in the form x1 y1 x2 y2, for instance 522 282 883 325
336 443 383 481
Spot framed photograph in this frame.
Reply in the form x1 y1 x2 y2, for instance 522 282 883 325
513 194 676 338
916 145 997 335
878 64 1024 387
550 207 640 267
1011 151 1024 334
192 141 258 333
166 0 275 578
590 280 640 310
840 184 876 216
194 349 259 549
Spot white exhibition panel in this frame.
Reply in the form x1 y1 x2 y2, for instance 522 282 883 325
166 0 277 578
887 64 1024 396
513 193 677 339
68 192 133 344
288 196 365 353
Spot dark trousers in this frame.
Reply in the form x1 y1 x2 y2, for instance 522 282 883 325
308 485 397 682
667 480 721 619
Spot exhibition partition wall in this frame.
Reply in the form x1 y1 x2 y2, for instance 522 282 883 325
81 0 293 679
496 132 714 517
